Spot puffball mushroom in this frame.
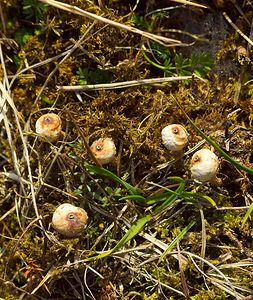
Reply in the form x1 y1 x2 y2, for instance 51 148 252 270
35 113 63 142
161 124 189 153
90 137 116 165
52 203 88 238
190 148 220 184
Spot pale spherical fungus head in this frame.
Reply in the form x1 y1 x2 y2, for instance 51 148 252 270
35 113 62 142
52 203 88 238
161 124 189 152
90 137 116 165
190 148 220 183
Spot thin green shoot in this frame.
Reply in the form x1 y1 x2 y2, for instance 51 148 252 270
83 170 209 263
86 164 216 209
148 178 216 212
82 214 152 262
85 163 142 196
159 220 196 263
111 214 152 252
151 177 185 214
242 202 253 226
181 191 216 207
145 176 185 206
142 45 175 72
119 194 148 204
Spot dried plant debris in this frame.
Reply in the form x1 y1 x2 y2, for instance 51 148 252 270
1 0 253 298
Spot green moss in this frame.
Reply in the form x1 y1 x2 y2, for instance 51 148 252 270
142 292 160 300
190 288 226 299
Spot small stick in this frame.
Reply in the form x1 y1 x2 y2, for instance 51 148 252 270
57 75 204 91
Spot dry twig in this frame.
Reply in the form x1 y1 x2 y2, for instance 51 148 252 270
57 75 204 91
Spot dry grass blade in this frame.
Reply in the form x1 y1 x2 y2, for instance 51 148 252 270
177 243 190 299
0 44 28 230
57 75 203 91
169 0 208 9
123 263 186 297
39 0 183 46
0 45 7 122
199 207 206 270
0 83 46 237
0 277 31 296
181 251 240 299
31 266 56 294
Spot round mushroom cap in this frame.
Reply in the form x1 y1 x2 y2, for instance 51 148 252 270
190 148 219 182
161 124 189 151
90 137 116 165
35 113 62 142
52 203 88 238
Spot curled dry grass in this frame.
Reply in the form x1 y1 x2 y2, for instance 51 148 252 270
1 0 253 299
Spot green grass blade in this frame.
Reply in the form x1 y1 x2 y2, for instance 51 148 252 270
154 193 179 214
145 191 178 205
142 45 168 71
83 215 152 262
153 177 186 213
147 177 185 196
167 176 186 186
84 250 112 261
159 220 196 263
85 163 141 195
182 191 216 206
119 194 147 204
172 95 253 175
112 214 152 252
242 202 253 226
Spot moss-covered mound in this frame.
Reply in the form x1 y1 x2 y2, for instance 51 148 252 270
1 0 253 298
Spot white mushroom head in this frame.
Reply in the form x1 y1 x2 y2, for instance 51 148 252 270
90 138 116 165
35 113 63 142
52 203 88 238
190 149 220 183
161 124 189 152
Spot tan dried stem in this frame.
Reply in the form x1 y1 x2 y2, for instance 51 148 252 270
57 75 204 91
0 44 47 236
168 0 208 9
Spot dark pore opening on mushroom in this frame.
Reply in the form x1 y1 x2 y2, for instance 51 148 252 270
43 116 53 124
96 144 103 151
172 127 179 134
67 213 76 220
193 155 201 163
